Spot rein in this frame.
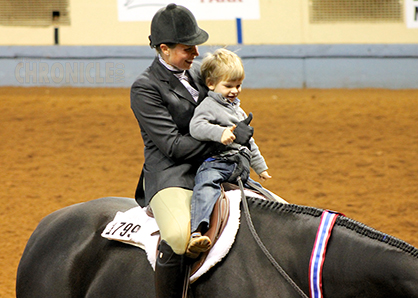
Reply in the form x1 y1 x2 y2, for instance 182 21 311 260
237 178 309 298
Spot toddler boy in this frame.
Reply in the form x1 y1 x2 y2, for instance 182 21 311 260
186 48 271 258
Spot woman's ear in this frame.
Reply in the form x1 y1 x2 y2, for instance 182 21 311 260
160 44 170 56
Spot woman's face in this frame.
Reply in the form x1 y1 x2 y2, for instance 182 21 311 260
161 44 199 70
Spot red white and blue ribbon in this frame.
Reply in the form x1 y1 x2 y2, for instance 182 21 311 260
309 210 340 298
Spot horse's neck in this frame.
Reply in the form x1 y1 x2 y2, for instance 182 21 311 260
322 217 418 297
242 198 418 298
238 199 317 294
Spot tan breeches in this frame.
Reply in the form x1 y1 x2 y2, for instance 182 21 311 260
149 187 192 255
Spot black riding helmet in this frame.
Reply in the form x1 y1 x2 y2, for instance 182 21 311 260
149 3 209 48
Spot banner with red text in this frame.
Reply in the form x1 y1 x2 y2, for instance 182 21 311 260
117 0 260 21
405 0 418 28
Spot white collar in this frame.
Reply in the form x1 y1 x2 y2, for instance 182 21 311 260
158 55 185 74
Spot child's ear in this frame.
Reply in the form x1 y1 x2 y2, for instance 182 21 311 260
206 79 215 90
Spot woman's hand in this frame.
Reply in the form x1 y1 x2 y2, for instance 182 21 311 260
259 171 272 183
221 125 237 145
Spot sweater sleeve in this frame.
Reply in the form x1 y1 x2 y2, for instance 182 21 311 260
249 138 269 175
190 98 226 143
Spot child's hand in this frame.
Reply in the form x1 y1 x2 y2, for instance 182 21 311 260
259 171 272 183
221 125 236 145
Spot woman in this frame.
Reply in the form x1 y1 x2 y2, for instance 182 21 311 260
130 4 253 297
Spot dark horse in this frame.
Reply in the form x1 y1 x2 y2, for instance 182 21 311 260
17 196 418 297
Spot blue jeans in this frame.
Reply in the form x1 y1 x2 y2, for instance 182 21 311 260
190 159 235 233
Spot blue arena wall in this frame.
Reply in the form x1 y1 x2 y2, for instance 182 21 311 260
1 44 417 89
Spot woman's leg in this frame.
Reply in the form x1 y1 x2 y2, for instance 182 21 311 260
150 187 192 298
150 187 192 254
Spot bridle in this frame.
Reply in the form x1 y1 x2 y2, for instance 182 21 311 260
238 178 309 298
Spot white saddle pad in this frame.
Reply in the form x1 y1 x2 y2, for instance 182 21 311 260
101 189 265 282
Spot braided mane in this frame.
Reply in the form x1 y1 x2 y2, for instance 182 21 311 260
247 197 418 258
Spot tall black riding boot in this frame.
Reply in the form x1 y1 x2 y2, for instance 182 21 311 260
155 240 190 298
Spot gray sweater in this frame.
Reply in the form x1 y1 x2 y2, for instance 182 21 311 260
190 91 268 175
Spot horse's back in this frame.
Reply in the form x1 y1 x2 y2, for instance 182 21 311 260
16 197 155 298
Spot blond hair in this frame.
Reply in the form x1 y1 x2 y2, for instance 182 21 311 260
201 48 245 86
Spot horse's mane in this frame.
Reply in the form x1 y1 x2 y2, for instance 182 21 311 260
247 197 418 258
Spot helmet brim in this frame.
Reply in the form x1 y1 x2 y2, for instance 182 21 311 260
178 28 209 46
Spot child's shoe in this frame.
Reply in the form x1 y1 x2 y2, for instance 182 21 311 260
185 232 212 259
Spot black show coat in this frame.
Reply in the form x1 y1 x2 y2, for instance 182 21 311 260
131 57 215 206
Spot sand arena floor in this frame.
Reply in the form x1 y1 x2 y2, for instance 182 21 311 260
2 87 418 296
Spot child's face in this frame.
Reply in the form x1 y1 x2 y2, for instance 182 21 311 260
209 79 243 102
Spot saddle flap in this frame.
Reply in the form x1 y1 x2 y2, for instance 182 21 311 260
191 186 230 275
